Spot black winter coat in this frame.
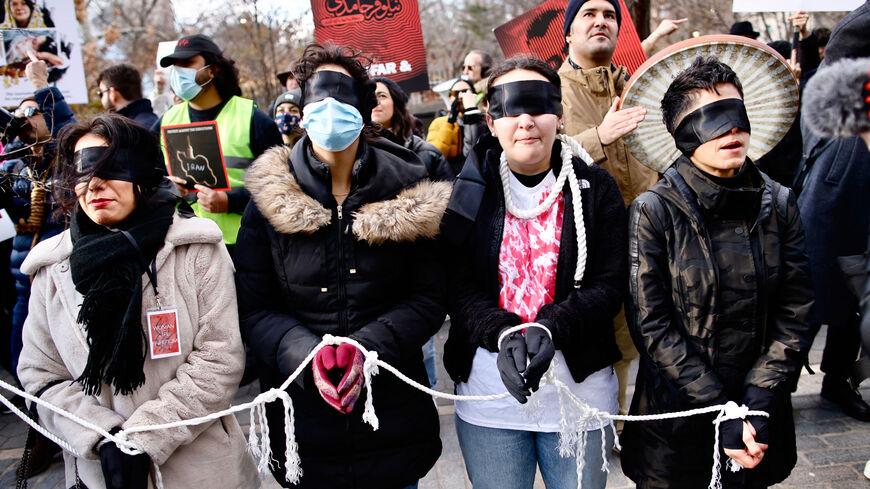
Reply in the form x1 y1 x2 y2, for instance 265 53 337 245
440 135 626 384
406 134 454 182
622 158 815 489
235 136 452 489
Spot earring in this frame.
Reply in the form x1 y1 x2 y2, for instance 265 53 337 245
491 131 496 136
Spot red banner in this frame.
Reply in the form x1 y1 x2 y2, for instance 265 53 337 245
312 0 430 93
493 0 647 74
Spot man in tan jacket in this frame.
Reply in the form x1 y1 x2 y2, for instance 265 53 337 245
559 0 658 426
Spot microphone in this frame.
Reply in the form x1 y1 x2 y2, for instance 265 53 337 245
802 57 870 138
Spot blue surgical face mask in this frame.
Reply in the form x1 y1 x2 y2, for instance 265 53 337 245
170 65 212 101
275 113 301 135
300 97 363 152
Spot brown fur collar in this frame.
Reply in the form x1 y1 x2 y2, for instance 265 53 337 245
246 145 452 243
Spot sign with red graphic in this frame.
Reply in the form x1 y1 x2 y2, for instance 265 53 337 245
147 309 182 359
493 0 647 74
311 0 429 93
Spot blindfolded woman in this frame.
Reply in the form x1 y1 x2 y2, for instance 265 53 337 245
441 56 627 489
16 113 257 489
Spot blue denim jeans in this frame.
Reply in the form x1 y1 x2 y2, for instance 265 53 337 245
455 415 613 489
422 336 437 388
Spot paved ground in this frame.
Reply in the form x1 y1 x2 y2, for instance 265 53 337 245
1 325 868 488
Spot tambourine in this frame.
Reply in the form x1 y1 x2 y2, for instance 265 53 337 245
619 35 799 173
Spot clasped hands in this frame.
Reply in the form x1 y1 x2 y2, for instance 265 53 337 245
312 343 365 414
497 325 556 404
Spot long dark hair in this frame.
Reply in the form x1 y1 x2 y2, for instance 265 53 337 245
293 43 381 139
53 114 164 219
373 77 415 141
202 51 242 101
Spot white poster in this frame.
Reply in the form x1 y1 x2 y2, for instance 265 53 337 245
733 0 863 12
1 0 87 105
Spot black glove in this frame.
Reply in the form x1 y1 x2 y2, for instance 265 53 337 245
523 327 555 392
497 332 531 403
447 98 462 124
743 385 778 445
99 440 151 489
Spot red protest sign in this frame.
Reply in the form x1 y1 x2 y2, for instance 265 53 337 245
493 0 647 74
312 0 430 93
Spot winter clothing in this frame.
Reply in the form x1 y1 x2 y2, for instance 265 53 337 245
3 86 74 375
16 214 258 489
563 0 622 35
426 113 488 177
558 61 659 207
622 157 815 489
440 135 626 386
236 137 450 488
383 128 453 182
426 116 460 159
115 98 158 129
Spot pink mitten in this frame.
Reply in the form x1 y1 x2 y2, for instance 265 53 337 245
334 344 364 413
311 346 343 412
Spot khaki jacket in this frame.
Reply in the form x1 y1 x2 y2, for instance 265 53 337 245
559 60 658 206
17 215 258 489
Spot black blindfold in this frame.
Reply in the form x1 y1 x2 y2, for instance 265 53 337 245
673 98 751 155
487 80 562 119
302 70 362 109
74 146 163 186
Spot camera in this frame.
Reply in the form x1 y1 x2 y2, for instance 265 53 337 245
1 106 29 146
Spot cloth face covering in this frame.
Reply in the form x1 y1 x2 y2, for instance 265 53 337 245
673 98 751 155
487 80 563 119
75 146 162 187
302 70 362 108
170 65 211 101
301 98 364 152
275 113 301 135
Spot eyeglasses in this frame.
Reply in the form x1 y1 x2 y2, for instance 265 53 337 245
97 86 112 97
13 106 38 118
462 65 478 72
451 88 472 97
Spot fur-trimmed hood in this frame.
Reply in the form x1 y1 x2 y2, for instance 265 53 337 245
246 144 452 244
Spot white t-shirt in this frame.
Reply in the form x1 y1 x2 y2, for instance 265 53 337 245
455 169 618 432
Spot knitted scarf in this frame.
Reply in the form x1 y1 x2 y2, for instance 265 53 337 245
69 195 175 396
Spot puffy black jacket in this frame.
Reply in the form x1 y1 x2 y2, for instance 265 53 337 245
235 136 451 489
621 157 815 489
406 134 454 181
440 135 626 384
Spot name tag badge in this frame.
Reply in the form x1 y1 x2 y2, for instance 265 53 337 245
146 308 182 359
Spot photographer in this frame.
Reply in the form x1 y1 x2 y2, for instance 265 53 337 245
0 52 74 477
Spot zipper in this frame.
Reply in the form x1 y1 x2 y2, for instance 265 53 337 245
336 203 349 336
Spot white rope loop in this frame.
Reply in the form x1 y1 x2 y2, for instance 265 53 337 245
497 322 552 350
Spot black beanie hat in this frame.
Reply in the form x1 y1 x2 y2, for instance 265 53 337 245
563 0 622 38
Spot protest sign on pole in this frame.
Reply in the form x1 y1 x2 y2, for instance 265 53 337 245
311 0 429 93
493 0 647 74
732 0 863 12
1 0 87 105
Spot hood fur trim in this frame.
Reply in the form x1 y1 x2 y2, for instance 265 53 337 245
246 145 332 234
352 180 453 245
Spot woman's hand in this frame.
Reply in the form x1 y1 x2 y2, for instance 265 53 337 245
194 185 228 213
311 344 364 414
723 420 768 469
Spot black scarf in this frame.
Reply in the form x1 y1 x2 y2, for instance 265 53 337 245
69 191 175 396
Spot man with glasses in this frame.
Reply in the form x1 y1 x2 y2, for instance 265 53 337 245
97 64 158 127
0 52 74 478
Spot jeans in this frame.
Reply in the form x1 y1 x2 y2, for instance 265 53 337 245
455 415 612 489
422 336 437 388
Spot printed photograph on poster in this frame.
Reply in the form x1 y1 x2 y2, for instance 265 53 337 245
1 0 87 105
312 0 429 93
161 121 231 192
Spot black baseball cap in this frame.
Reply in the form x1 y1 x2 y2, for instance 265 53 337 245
159 34 222 67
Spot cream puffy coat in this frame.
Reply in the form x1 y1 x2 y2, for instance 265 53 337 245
17 214 258 489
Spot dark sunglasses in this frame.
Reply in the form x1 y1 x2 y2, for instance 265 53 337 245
451 88 472 97
462 65 478 71
13 106 38 118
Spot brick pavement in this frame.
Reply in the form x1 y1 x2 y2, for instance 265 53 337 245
2 325 868 488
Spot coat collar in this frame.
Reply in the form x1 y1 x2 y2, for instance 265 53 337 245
558 60 627 94
246 144 453 244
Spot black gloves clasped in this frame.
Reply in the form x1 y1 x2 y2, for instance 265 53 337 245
99 439 151 489
496 327 556 404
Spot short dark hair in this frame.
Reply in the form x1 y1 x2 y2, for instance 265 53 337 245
201 51 242 101
485 55 561 103
293 43 378 129
469 50 493 77
53 114 164 218
813 27 831 47
97 64 143 101
660 56 744 135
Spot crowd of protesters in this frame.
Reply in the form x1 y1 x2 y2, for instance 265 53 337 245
1 0 869 488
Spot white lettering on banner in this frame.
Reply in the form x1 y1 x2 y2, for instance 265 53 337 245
399 60 412 73
368 61 412 76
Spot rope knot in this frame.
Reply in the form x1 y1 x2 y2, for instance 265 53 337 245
718 401 749 423
321 334 338 346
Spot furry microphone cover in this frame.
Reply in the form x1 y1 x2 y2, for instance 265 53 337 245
803 57 870 138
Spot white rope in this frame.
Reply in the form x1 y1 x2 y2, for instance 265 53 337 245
1 335 768 489
499 135 593 287
497 322 552 349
